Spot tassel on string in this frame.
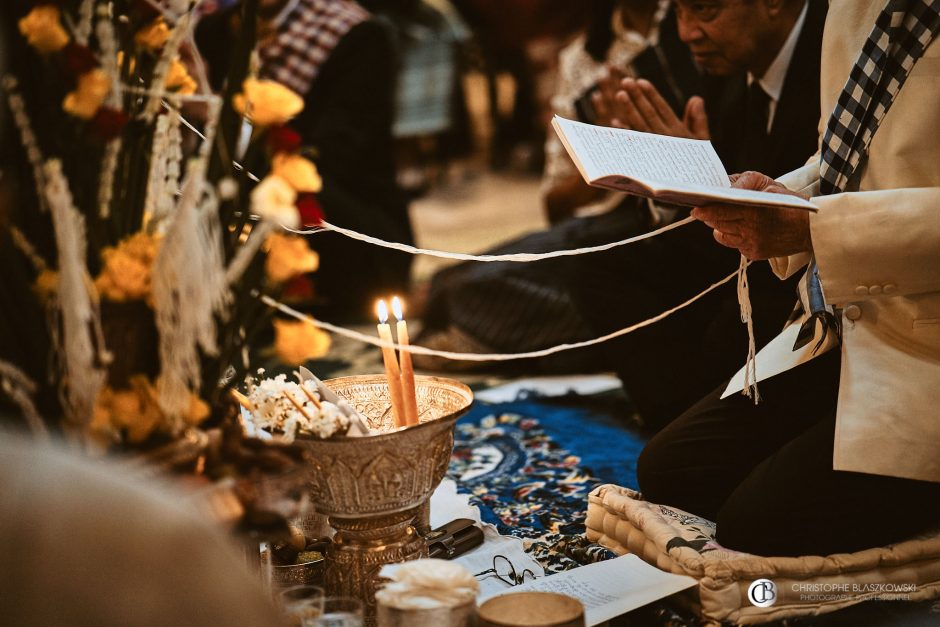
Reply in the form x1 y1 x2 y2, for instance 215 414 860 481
96 6 122 107
43 159 107 427
73 0 94 46
141 12 191 121
3 77 48 212
736 254 760 403
152 162 228 425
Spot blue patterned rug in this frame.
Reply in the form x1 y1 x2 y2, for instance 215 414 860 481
446 394 940 626
445 393 645 574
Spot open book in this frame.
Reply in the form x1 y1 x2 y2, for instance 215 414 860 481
552 116 817 211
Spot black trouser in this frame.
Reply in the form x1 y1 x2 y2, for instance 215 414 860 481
637 350 940 556
570 218 800 430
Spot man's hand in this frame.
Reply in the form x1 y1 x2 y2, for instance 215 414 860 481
590 66 627 128
611 78 709 139
691 171 813 260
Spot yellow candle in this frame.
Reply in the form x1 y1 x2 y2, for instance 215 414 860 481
376 300 406 427
392 296 419 426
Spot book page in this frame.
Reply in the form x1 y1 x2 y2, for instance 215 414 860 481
480 554 697 626
553 116 729 188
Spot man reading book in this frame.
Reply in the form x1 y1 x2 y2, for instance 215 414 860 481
571 0 827 430
638 0 940 556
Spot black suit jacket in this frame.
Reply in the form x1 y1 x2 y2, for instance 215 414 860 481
197 14 413 320
706 0 827 178
575 0 829 429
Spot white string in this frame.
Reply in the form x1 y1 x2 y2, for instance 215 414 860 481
160 100 261 182
736 254 760 402
289 216 696 262
170 106 695 259
259 264 744 362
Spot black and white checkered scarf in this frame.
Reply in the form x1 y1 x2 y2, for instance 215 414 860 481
795 0 940 351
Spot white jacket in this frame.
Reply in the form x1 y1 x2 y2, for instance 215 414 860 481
770 0 940 483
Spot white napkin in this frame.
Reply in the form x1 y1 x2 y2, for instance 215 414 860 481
376 559 478 610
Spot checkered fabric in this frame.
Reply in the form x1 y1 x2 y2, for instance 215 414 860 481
258 0 368 97
795 0 940 351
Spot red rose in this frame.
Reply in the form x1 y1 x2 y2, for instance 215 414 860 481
296 193 324 227
89 107 129 142
282 275 315 302
64 43 98 76
266 125 302 154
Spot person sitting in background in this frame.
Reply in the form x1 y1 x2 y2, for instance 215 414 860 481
361 0 472 199
570 0 826 430
0 432 283 627
414 0 701 374
198 0 414 321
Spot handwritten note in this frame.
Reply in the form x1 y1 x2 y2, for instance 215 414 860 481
480 554 696 626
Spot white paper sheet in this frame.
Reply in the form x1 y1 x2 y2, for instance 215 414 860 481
481 554 696 626
473 375 622 403
722 317 838 398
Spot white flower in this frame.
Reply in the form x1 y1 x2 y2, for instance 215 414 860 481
250 175 298 228
246 375 350 441
217 177 238 201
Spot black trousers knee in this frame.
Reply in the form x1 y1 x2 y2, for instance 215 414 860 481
637 350 940 556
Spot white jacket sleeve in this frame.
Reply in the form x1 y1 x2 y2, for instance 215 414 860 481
769 156 821 279
809 186 940 303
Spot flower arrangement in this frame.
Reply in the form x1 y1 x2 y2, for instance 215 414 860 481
2 0 330 468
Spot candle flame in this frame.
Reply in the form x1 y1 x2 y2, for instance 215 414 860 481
391 296 404 321
376 299 388 323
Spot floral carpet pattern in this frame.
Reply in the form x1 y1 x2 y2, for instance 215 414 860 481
446 396 644 574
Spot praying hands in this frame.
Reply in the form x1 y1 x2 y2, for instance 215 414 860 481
691 171 813 260
593 75 710 140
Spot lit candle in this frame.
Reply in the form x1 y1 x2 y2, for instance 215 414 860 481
392 296 419 426
376 300 406 427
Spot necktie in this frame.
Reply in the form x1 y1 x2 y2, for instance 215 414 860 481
793 0 940 352
743 80 771 171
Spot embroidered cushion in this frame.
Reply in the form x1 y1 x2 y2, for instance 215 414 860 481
586 484 940 624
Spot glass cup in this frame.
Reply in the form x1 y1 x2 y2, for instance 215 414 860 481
280 585 325 627
313 597 363 627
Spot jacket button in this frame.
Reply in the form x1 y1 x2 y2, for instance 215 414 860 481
844 304 862 321
868 285 882 295
883 283 897 294
854 285 868 296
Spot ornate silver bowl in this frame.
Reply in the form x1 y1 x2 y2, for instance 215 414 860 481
295 375 473 621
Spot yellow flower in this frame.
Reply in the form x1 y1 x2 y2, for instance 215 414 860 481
273 318 331 366
90 377 210 445
63 69 111 119
95 232 160 302
108 378 163 443
184 394 211 427
33 269 59 303
272 153 322 193
18 5 69 53
120 231 160 264
250 174 299 228
165 59 197 95
135 17 171 50
233 78 304 127
265 232 319 284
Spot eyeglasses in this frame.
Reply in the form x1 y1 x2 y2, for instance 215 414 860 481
473 555 537 587
673 0 739 24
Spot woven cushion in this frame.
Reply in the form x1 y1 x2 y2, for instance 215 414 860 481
586 484 940 625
